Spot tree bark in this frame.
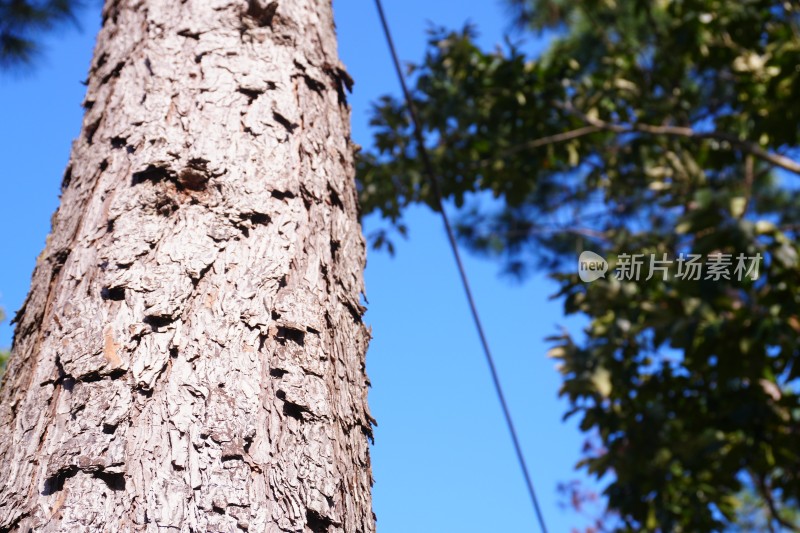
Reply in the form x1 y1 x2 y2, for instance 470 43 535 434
0 1 374 531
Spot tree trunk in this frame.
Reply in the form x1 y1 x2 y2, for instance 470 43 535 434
0 1 374 531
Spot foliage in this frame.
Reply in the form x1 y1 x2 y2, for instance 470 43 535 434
358 0 800 530
0 0 82 68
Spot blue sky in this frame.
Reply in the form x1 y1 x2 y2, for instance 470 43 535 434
0 1 592 531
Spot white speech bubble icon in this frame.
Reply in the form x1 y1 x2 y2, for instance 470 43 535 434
578 251 608 282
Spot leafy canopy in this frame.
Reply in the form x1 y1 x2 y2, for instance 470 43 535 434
358 0 800 530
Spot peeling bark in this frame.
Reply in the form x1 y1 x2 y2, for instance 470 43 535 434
0 0 375 531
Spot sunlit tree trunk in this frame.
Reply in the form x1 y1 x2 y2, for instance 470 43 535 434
0 1 374 530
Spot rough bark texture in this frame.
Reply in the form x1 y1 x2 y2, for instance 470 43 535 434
0 1 375 531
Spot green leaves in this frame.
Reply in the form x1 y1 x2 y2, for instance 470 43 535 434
359 0 800 529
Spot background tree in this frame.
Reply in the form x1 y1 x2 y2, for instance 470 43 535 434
359 0 800 530
0 0 83 68
0 0 374 530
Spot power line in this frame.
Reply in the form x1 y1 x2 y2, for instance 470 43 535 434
370 2 550 532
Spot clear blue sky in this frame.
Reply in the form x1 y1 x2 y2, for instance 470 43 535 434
0 1 592 531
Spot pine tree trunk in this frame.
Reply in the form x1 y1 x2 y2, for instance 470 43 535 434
0 1 374 531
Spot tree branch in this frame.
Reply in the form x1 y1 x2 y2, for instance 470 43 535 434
475 125 605 169
505 125 604 155
478 105 800 177
754 472 800 532
635 124 800 175
561 103 800 176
